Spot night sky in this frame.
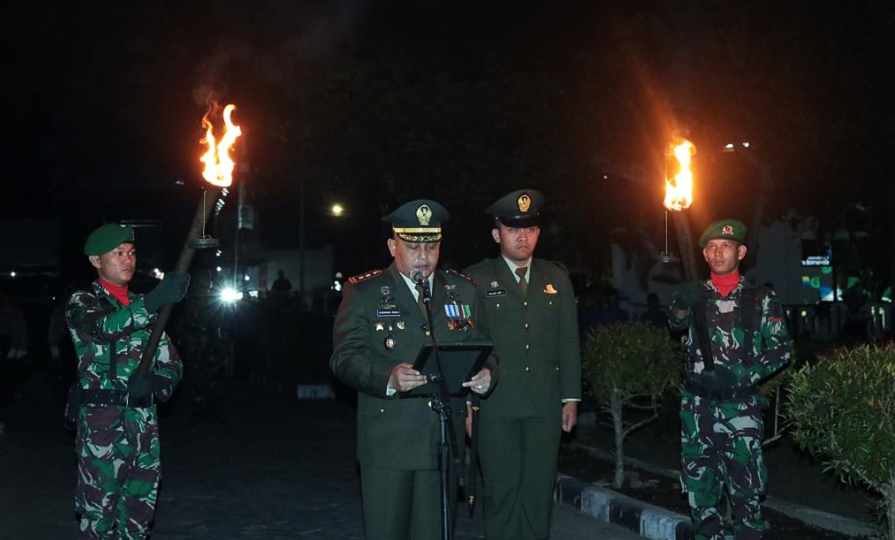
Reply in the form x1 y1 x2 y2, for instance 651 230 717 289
4 1 893 286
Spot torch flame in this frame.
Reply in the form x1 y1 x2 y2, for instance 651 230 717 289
663 139 696 211
200 103 242 187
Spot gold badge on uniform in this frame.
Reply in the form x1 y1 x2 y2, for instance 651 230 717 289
375 322 385 331
396 320 406 330
517 193 531 212
544 284 558 294
384 335 397 350
490 281 499 288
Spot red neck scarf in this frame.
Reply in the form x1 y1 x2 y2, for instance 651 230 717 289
710 270 740 298
99 279 130 306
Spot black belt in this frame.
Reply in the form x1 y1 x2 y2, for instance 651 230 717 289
684 380 756 402
81 389 154 408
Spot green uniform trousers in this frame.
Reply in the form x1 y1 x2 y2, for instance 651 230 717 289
478 414 562 540
360 463 458 540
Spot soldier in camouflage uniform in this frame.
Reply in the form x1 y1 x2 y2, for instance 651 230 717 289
66 223 189 539
669 219 791 540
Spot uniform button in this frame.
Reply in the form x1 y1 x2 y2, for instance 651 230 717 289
549 300 554 306
379 407 386 413
496 303 501 308
524 365 531 372
523 301 528 307
524 343 531 350
523 322 530 329
555 366 560 371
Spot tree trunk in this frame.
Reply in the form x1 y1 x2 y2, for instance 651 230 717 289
611 388 625 489
887 473 895 540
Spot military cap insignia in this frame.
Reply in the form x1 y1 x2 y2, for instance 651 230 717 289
544 284 558 294
517 193 532 212
722 225 734 235
416 204 432 226
348 268 383 285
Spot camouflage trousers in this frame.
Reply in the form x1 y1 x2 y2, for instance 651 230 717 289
75 406 161 540
680 392 767 540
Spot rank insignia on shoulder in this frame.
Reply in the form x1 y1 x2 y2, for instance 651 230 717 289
446 268 476 285
544 284 558 294
348 269 383 285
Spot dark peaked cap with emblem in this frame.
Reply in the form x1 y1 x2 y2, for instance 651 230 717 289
383 199 450 243
486 188 544 228
84 223 135 256
699 219 747 248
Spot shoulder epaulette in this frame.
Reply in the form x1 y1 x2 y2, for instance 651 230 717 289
348 269 383 285
445 268 477 286
546 260 570 273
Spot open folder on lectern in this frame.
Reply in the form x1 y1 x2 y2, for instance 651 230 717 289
400 340 493 398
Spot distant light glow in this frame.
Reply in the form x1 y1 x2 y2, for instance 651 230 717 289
216 266 223 272
10 271 16 278
331 204 344 217
219 287 243 303
244 275 250 281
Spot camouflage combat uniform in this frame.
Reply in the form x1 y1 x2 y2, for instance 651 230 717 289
66 281 182 540
669 278 790 540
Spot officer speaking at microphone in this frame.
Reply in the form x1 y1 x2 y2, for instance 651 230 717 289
330 199 497 540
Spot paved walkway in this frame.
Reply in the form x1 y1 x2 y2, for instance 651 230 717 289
0 381 642 539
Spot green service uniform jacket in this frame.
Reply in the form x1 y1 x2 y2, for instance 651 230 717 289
464 257 580 417
330 263 494 470
463 256 580 540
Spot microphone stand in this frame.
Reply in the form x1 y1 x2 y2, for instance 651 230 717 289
416 274 458 540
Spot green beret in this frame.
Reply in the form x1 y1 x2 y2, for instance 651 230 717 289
486 189 544 227
84 223 135 256
382 200 450 243
699 219 747 248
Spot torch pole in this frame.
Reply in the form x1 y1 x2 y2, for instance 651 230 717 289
671 211 698 282
135 186 222 377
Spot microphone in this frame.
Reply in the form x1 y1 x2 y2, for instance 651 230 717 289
411 270 431 303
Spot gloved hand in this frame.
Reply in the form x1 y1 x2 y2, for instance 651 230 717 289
700 366 738 393
672 281 705 310
128 374 169 398
144 273 191 312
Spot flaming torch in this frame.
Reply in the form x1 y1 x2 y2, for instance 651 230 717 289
663 138 698 281
135 103 242 376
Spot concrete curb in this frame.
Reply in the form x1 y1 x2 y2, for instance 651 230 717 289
562 442 879 539
555 474 692 540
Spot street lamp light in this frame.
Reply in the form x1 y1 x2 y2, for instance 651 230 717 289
331 203 344 217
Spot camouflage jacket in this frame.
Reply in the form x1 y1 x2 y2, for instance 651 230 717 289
65 280 181 400
669 278 791 389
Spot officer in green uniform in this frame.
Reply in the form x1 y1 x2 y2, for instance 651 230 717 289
330 200 496 540
463 189 581 540
66 223 190 539
669 219 791 540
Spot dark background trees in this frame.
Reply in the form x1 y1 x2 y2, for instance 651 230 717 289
4 1 893 290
